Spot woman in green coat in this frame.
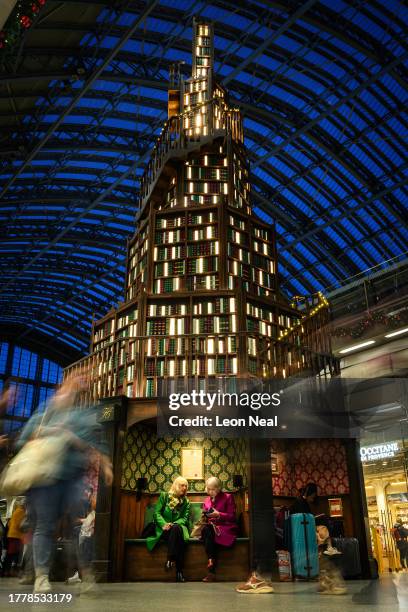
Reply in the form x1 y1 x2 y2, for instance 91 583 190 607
146 476 190 582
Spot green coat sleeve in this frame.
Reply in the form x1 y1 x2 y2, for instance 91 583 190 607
153 492 168 529
173 498 190 528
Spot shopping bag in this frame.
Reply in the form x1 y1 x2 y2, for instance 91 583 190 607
0 432 70 496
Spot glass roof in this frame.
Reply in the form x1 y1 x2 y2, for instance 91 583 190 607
0 0 407 358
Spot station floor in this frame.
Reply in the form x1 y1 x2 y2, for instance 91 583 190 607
1 575 408 611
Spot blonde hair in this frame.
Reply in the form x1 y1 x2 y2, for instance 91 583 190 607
205 477 221 494
169 476 188 497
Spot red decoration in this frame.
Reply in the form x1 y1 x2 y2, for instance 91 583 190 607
331 308 408 339
20 15 32 28
1 0 47 53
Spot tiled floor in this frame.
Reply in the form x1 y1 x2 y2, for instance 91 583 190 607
1 575 407 611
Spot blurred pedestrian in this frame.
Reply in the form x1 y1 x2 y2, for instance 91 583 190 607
15 375 112 594
393 520 408 569
67 484 94 585
3 497 25 576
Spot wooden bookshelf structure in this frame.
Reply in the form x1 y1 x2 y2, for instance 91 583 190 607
65 19 338 403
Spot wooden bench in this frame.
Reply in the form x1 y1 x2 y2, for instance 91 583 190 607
124 537 249 581
123 501 249 581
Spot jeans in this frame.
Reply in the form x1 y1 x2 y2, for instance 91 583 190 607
28 479 82 576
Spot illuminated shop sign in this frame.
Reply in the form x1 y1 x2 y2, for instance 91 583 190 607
360 442 399 462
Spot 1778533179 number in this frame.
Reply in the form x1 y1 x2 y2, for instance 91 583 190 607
9 593 73 604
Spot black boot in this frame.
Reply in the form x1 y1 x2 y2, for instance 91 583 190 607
176 570 185 582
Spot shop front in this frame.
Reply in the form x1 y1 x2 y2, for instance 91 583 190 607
361 439 408 572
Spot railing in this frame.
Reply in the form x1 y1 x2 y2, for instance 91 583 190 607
290 291 329 314
65 296 336 404
138 98 243 206
278 292 334 375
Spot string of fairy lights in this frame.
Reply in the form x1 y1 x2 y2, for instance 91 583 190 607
0 0 46 53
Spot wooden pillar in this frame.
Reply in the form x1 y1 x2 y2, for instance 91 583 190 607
93 395 127 582
344 438 372 578
248 438 277 577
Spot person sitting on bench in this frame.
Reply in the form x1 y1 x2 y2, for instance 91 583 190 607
290 483 341 557
201 477 238 582
146 477 190 583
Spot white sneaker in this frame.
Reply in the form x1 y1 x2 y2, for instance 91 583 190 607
324 546 342 556
67 571 82 584
34 575 52 594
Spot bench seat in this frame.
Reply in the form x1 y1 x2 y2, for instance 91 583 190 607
124 537 249 581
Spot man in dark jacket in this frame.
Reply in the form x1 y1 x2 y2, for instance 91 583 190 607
393 520 408 569
290 482 318 515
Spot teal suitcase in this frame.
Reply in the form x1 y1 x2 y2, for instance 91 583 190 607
290 513 319 579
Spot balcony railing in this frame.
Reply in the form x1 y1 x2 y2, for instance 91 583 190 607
138 98 243 208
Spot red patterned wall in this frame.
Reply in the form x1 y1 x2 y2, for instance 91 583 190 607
272 439 349 497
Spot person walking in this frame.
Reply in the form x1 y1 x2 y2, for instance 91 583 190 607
3 497 25 576
15 376 113 594
393 520 408 569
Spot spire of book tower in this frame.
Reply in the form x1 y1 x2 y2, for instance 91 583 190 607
191 19 214 81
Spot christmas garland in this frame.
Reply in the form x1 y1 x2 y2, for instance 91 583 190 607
331 309 408 339
0 0 46 53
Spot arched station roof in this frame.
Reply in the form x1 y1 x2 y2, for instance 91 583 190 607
0 0 407 361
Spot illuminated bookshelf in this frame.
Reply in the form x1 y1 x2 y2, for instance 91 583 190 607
66 19 337 402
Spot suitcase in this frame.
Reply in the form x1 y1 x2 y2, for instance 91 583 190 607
290 513 319 579
49 539 76 582
332 537 361 578
275 506 290 550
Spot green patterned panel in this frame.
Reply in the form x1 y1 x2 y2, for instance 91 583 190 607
189 503 203 530
122 424 249 493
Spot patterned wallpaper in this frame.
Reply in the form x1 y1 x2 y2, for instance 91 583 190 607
122 424 249 492
272 439 350 497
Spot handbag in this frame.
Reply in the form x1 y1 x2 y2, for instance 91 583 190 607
190 518 207 539
190 518 221 539
0 409 71 496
